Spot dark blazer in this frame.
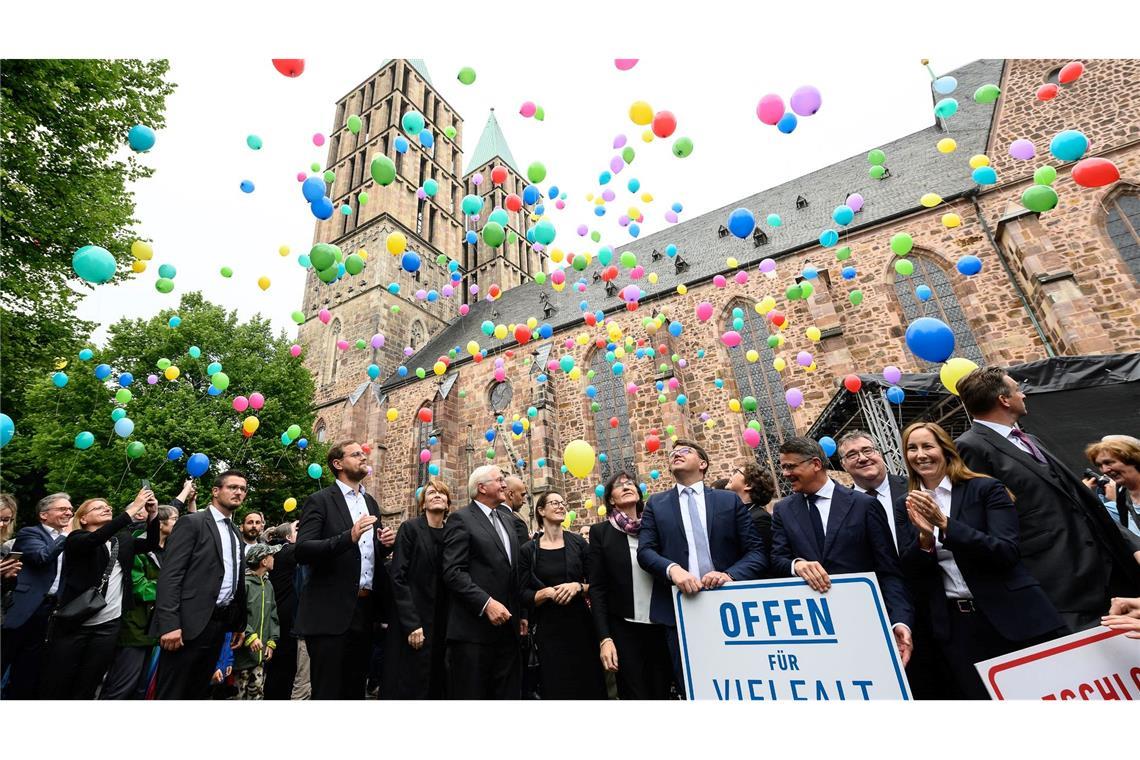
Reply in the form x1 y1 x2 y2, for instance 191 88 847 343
956 423 1140 617
893 476 1064 643
519 531 590 610
3 524 67 630
771 481 914 629
57 512 159 614
587 519 645 642
389 515 446 637
294 483 388 637
442 501 521 644
747 504 773 561
637 485 768 627
504 509 530 548
153 508 248 640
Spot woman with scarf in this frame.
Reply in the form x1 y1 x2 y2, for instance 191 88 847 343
586 471 674 699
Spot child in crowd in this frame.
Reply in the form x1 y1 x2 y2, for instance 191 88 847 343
234 543 280 700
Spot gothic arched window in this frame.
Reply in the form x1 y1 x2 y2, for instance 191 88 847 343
891 254 984 369
1105 190 1140 284
589 349 636 484
409 320 426 351
722 300 796 495
327 319 342 385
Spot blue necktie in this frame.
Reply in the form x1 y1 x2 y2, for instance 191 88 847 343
683 487 714 577
806 493 826 556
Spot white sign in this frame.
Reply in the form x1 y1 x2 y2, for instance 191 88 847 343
674 573 911 700
976 627 1140 700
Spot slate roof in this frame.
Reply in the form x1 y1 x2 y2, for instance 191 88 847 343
464 109 521 176
383 59 1005 391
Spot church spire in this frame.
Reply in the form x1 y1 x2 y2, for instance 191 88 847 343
464 109 520 176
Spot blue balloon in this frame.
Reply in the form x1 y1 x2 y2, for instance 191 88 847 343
671 203 683 213
832 205 855 226
668 321 683 337
207 385 222 396
1049 130 1088 162
429 436 439 447
819 229 839 247
465 230 478 245
127 124 156 152
186 452 210 478
167 447 183 461
394 136 409 153
777 112 798 133
52 372 68 388
485 429 496 442
726 208 755 238
311 196 334 220
522 185 541 205
538 324 553 339
629 223 640 238
79 348 94 361
119 373 134 387
397 366 408 377
401 252 421 272
548 185 560 198
586 385 597 398
511 421 524 435
841 266 857 280
802 266 818 280
594 206 606 217
956 255 982 276
302 176 326 202
905 317 956 363
886 386 906 404
297 438 308 450
534 204 545 216
972 166 997 185
599 171 612 185
95 363 112 380
418 129 434 148
0 413 14 449
915 284 933 302
933 76 958 95
819 436 837 458
114 417 135 438
240 180 255 193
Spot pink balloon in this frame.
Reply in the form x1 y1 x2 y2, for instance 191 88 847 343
415 289 427 300
696 302 714 322
318 309 331 324
312 133 325 146
743 428 761 448
630 265 645 280
626 382 639 394
249 392 265 410
665 210 678 223
734 270 749 285
494 368 506 382
555 199 565 209
667 377 680 391
614 59 639 71
846 193 864 212
336 340 349 351
289 344 302 357
419 449 432 463
232 396 249 412
883 365 902 384
147 374 159 384
756 94 785 126
1009 139 1035 160
785 388 804 408
520 101 537 117
458 304 470 316
721 331 742 348
296 172 307 182
713 275 727 288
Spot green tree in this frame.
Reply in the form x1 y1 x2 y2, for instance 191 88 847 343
1 293 325 527
1 59 175 419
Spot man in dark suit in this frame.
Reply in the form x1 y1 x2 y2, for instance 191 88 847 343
771 437 914 665
637 439 768 691
1 493 72 698
442 464 523 699
838 431 908 553
294 440 395 700
154 470 251 699
955 367 1140 631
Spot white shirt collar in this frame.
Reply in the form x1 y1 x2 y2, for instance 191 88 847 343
871 474 890 496
43 524 61 538
474 500 496 517
207 505 230 524
809 478 836 501
676 481 705 497
336 479 365 497
934 476 953 495
974 419 1016 439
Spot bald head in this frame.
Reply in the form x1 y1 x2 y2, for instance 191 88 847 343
503 476 527 512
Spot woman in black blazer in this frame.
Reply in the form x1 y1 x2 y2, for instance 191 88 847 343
586 471 673 699
519 490 606 699
41 488 158 699
896 422 1065 699
387 479 451 699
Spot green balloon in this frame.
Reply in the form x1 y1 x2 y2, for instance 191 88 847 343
590 401 601 413
457 66 476 85
973 84 1001 104
220 266 233 278
835 246 852 261
370 155 397 186
590 231 601 243
155 278 174 293
785 284 803 301
415 367 426 379
800 281 814 299
436 254 448 266
619 251 637 269
767 335 780 348
1033 165 1057 186
481 221 505 247
849 289 864 306
507 231 518 244
323 170 335 183
115 388 132 404
355 339 366 349
742 396 758 412
317 266 339 283
867 149 886 165
310 162 321 172
211 372 230 391
291 310 305 324
534 272 547 285
345 253 365 275
869 165 886 179
444 125 457 140
347 115 362 135
485 448 495 460
527 162 547 184
894 259 915 277
358 191 369 205
157 358 171 370
534 106 545 122
287 424 302 440
890 233 914 256
309 243 339 271
621 146 635 164
672 137 693 158
747 420 762 432
1021 184 1058 213
126 441 146 459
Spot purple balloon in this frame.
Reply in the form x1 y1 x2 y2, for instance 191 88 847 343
147 374 159 385
609 155 624 174
416 187 427 199
613 134 627 149
471 173 483 186
618 215 630 227
759 258 776 273
576 224 588 236
602 189 616 202
790 85 822 116
1009 139 1035 160
371 333 385 348
785 387 805 408
883 365 902 384
846 193 864 212
665 210 678 223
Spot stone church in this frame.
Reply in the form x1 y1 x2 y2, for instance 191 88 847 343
297 58 1140 530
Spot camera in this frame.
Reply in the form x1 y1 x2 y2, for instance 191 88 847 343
1083 468 1111 496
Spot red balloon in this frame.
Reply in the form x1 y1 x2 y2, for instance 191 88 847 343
473 353 484 363
514 325 532 344
362 444 372 454
601 265 619 281
610 417 620 429
769 311 786 327
491 166 508 184
505 194 523 212
1058 61 1084 85
505 350 515 358
1071 157 1120 188
584 313 597 326
651 110 677 138
843 374 863 393
272 59 305 78
645 434 661 453
595 337 608 348
417 408 433 423
1036 83 1059 101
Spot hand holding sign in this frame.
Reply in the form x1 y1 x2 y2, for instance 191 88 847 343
795 560 831 592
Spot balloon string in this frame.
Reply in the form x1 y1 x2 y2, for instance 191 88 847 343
62 451 81 490
149 459 167 481
115 459 132 494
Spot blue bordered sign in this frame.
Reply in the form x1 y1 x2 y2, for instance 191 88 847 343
674 573 911 700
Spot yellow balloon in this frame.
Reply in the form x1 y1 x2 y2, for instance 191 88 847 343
552 281 565 292
278 245 290 257
356 248 368 261
806 362 818 373
243 416 260 433
937 138 957 154
386 231 407 256
576 333 590 346
584 499 594 510
920 193 943 208
386 408 398 422
283 497 297 512
549 248 565 263
757 296 777 314
258 276 271 291
131 260 147 273
164 366 180 381
641 129 654 143
629 101 653 125
526 317 538 330
969 154 990 169
563 439 596 478
641 192 654 203
597 506 607 517
726 257 739 269
648 272 659 284
729 398 741 412
614 347 626 360
806 326 822 342
585 193 594 202
773 357 787 372
746 350 760 363
705 419 717 429
568 367 581 381
676 284 688 295
940 357 979 396
467 340 480 356
942 213 962 229
433 361 446 376
54 357 69 370
493 324 508 340
131 241 154 260
628 207 641 220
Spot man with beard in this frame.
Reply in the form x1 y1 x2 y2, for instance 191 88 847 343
239 511 265 548
502 475 531 545
295 440 395 699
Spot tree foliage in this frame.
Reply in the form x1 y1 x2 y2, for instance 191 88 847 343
1 59 175 413
2 293 326 527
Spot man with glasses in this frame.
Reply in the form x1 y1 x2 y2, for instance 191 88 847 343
771 437 914 666
2 493 72 698
154 470 253 699
294 440 394 699
837 431 907 553
638 439 767 692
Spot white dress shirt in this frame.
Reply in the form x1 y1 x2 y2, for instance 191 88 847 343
336 479 375 590
209 506 239 607
789 478 836 576
866 475 900 552
46 526 64 595
927 477 973 600
974 419 1036 458
670 481 711 579
626 534 654 624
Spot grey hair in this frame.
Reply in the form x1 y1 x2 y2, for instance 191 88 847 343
156 504 179 522
468 465 501 500
837 430 876 451
36 492 70 514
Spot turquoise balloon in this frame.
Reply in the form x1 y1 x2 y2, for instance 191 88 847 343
307 463 323 479
111 408 127 422
934 98 959 119
52 372 69 388
534 220 556 246
74 431 95 450
72 245 116 284
401 110 425 135
972 166 997 185
1049 130 1088 162
188 346 202 358
158 263 177 279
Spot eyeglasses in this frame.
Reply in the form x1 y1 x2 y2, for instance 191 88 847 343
343 451 369 459
672 448 693 457
47 506 73 513
613 480 636 490
221 485 248 493
779 458 814 472
732 468 744 477
545 499 567 507
841 446 878 463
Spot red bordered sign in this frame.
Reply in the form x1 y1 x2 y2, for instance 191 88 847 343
976 627 1140 700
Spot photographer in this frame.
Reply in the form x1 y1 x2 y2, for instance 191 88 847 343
1083 437 1140 556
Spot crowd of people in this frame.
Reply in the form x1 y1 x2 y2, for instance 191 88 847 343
2 365 1139 700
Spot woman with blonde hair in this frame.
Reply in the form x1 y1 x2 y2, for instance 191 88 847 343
1083 437 1140 541
896 421 1065 699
